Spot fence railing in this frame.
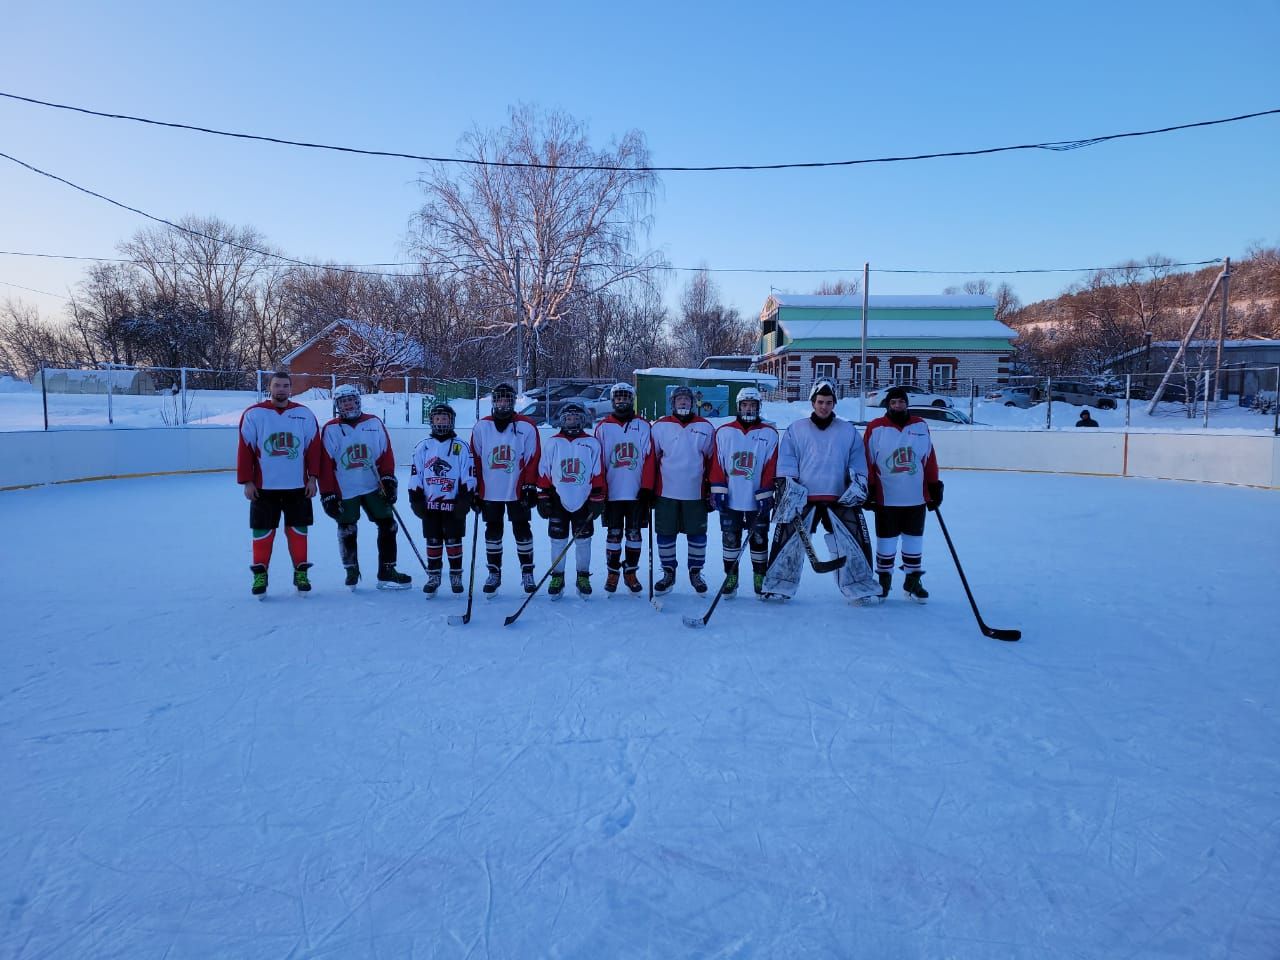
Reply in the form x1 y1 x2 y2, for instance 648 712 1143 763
11 363 1280 433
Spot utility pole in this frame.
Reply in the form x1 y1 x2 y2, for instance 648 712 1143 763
514 252 524 394
1212 256 1231 400
859 262 869 422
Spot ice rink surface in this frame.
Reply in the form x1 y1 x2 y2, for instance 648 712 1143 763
3 470 1278 958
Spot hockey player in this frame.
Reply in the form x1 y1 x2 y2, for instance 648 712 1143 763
762 379 880 605
408 402 476 596
470 382 541 596
863 385 943 602
536 400 606 598
709 387 779 597
649 384 716 595
593 382 654 594
318 384 412 590
236 370 322 597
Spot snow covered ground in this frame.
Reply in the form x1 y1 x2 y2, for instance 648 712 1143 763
2 384 1277 434
3 470 1279 957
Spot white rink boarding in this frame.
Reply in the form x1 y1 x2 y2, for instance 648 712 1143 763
1 425 1278 491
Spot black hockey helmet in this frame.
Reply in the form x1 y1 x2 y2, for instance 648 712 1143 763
558 400 589 433
670 384 694 414
429 402 456 437
490 382 516 417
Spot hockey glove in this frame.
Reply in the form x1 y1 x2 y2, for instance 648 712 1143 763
636 487 654 509
408 487 427 519
587 491 606 520
379 475 398 504
321 493 342 520
927 480 944 511
536 489 555 520
710 488 730 513
837 474 869 507
755 490 775 517
471 496 484 515
521 483 540 508
452 488 472 518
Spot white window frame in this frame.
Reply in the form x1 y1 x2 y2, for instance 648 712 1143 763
893 362 915 385
852 362 876 388
814 362 836 382
930 363 955 389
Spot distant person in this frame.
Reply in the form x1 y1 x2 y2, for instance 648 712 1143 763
236 370 321 598
1076 409 1099 428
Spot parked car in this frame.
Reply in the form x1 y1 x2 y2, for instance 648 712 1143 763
908 405 979 425
1047 380 1117 410
865 384 953 408
985 386 1042 408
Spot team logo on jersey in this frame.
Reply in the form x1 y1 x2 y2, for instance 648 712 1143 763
264 432 300 459
558 456 587 485
488 443 515 473
886 447 919 475
610 441 639 469
427 457 453 477
729 451 756 478
340 443 372 471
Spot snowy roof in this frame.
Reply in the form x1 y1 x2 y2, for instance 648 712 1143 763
282 318 427 367
636 367 779 387
1105 338 1280 364
778 318 1018 341
770 294 997 310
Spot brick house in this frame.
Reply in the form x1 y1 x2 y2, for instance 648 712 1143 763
754 294 1017 400
280 319 429 393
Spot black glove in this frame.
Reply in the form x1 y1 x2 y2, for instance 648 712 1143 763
587 494 605 520
321 493 341 520
379 475 398 505
636 487 654 509
452 488 472 518
521 483 539 508
408 487 427 519
536 489 554 520
927 480 944 511
471 495 484 515
773 476 788 495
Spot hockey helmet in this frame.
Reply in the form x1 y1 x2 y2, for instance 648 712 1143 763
736 386 762 423
808 378 837 402
334 383 362 420
490 382 516 417
610 381 635 414
557 400 589 433
429 402 456 437
670 384 695 415
883 385 910 406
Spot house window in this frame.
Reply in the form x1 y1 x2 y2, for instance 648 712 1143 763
852 362 876 388
893 362 915 384
814 362 836 381
930 363 955 389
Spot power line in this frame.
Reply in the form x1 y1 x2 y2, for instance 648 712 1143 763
0 278 69 300
3 90 1277 172
0 247 1223 278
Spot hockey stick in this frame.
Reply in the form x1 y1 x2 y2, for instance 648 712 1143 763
648 502 661 611
447 511 481 626
502 535 577 626
794 518 845 574
360 460 429 573
682 562 738 628
934 510 1021 642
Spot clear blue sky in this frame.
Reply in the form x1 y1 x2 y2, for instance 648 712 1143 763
2 0 1278 324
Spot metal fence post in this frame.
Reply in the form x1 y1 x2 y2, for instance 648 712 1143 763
1045 377 1053 430
1125 374 1132 428
256 369 262 395
404 375 410 423
474 378 480 422
331 374 337 394
107 371 114 426
1202 370 1211 428
968 378 975 423
180 367 188 425
41 362 48 431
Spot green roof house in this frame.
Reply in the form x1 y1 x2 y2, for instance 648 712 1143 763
756 294 1017 400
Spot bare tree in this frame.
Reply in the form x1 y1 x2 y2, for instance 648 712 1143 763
812 278 861 296
671 270 755 367
410 104 665 381
0 299 88 377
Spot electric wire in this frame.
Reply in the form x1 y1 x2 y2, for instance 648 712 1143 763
2 90 1277 172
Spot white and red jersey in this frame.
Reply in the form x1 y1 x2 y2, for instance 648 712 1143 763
777 415 868 501
649 415 715 501
709 420 780 512
408 432 476 507
594 414 655 501
236 400 321 490
470 415 541 502
537 431 606 513
318 414 397 499
864 415 939 507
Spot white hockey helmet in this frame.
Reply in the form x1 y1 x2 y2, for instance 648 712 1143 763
610 381 635 414
736 387 762 423
334 383 362 419
809 378 837 402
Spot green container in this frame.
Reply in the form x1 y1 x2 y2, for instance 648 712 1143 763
420 380 477 423
634 371 776 421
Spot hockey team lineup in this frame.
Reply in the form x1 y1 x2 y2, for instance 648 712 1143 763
238 373 1016 638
